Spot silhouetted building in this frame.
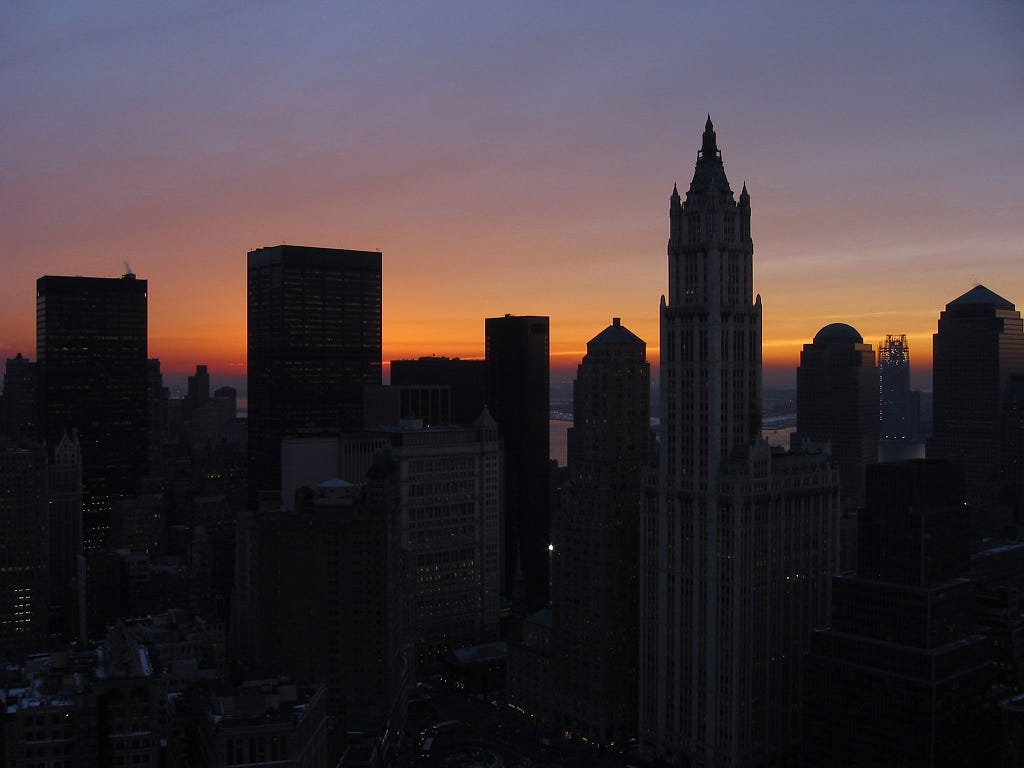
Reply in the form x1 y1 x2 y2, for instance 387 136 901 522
2 353 37 441
284 415 503 670
929 285 1024 542
390 356 488 425
0 440 49 656
36 273 149 549
147 358 165 477
189 677 333 768
214 385 238 420
1001 375 1024 531
247 245 382 504
640 118 839 766
486 314 550 609
549 318 649 745
234 453 408 756
49 429 82 636
186 364 210 414
880 333 913 439
805 460 996 767
792 323 879 510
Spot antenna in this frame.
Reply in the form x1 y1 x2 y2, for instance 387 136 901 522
124 261 135 277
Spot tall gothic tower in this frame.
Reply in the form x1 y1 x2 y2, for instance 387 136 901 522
663 115 761 494
640 119 838 766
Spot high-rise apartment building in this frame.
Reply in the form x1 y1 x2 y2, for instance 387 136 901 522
879 333 913 440
485 314 550 609
805 460 995 767
928 285 1024 540
793 323 879 510
247 245 382 503
640 118 838 765
552 318 649 744
37 273 148 549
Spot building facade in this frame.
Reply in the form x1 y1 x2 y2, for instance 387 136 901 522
0 441 49 656
792 323 879 511
805 460 996 767
639 118 838 766
928 285 1024 541
485 314 550 609
551 318 649 745
247 245 382 503
36 273 148 549
879 333 913 440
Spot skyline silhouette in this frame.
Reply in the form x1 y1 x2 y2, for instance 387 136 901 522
3 3 1021 387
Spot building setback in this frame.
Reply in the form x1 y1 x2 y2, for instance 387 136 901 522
247 245 382 504
36 273 148 549
639 118 838 766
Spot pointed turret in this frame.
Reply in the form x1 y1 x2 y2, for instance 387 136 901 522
688 114 728 195
701 114 719 158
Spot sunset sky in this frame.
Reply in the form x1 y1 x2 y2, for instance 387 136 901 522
3 1 1021 391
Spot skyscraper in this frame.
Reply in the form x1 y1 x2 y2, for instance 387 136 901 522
879 333 912 440
2 353 38 442
804 460 994 767
0 440 49 656
552 317 649 744
792 323 879 511
485 314 550 609
247 245 382 502
37 273 149 549
49 429 82 636
928 285 1024 540
640 118 838 765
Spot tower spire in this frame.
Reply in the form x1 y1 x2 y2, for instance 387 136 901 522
701 114 719 159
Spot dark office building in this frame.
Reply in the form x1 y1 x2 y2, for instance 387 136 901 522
805 460 995 767
0 440 49 656
551 318 649 745
880 333 913 439
37 273 149 549
485 314 550 609
247 245 382 503
929 285 1024 541
390 356 488 425
49 429 82 636
233 458 408 758
793 323 879 511
2 353 37 441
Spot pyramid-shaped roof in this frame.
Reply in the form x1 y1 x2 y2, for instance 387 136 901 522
948 284 1015 311
589 318 643 346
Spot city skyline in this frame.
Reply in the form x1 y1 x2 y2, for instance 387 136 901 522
3 2 1022 389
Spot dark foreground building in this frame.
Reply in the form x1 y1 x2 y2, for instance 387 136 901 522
792 322 879 511
640 118 839 766
37 273 148 549
247 245 382 503
928 285 1024 541
805 460 996 767
485 314 550 609
551 318 649 745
